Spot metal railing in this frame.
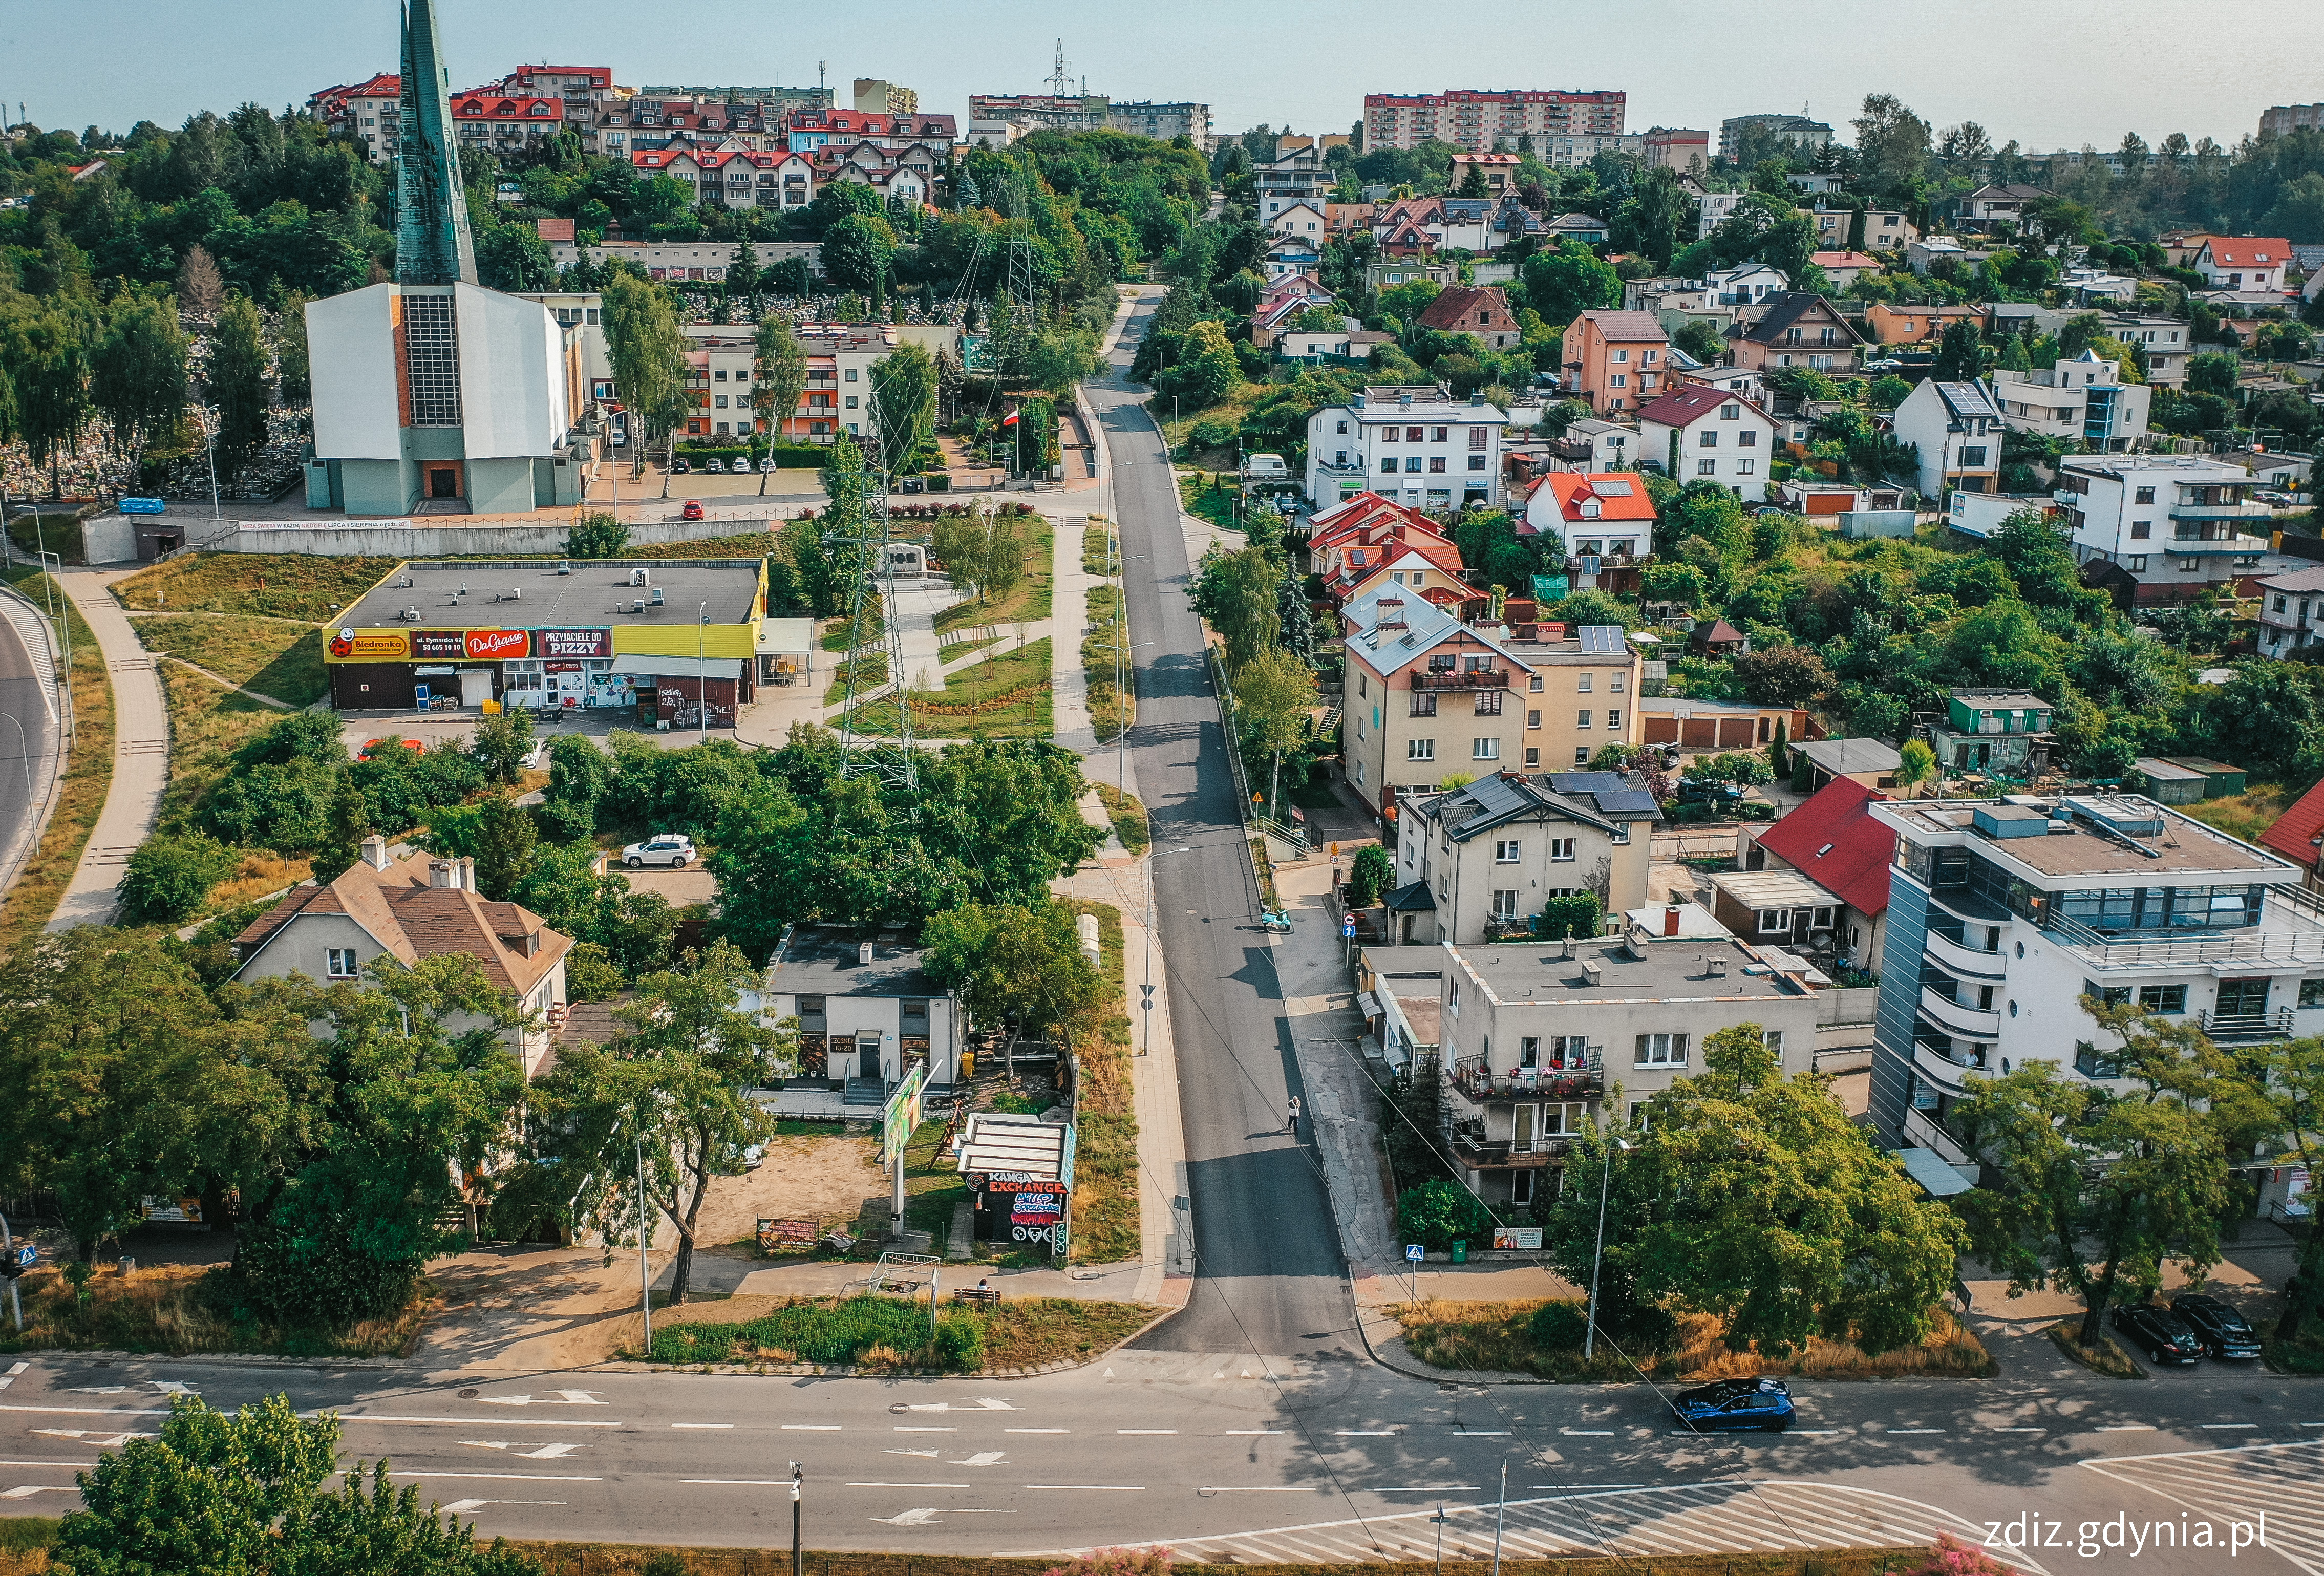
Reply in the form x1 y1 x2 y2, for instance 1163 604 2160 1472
1448 1055 1604 1103
1447 1121 1571 1169
2198 1007 2295 1039
2045 910 2324 970
1412 668 1508 690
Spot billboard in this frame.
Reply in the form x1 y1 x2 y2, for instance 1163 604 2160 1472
538 628 611 659
464 629 531 661
882 1060 925 1166
412 630 468 659
328 628 411 661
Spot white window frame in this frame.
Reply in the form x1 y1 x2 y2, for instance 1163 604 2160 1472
1549 837 1576 862
326 947 361 978
1407 738 1435 761
1494 839 1522 864
1634 1032 1689 1068
1473 737 1500 760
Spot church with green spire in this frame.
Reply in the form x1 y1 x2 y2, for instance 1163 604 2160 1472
304 0 586 515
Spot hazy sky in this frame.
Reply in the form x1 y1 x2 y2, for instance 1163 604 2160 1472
8 0 2321 153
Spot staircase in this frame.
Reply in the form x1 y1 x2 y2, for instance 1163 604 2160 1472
842 1077 886 1108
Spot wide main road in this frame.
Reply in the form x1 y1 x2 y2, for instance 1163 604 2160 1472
0 591 61 900
1082 289 1357 1362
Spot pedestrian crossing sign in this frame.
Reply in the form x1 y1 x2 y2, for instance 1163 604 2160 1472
1405 1244 1424 1262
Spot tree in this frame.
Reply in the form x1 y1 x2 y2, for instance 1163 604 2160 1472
752 316 808 497
870 340 938 468
526 941 787 1306
1731 644 1834 707
1895 737 1936 794
471 706 534 785
9 306 94 497
1851 94 1932 200
473 793 537 901
821 212 898 293
1174 318 1241 408
276 290 311 404
1520 240 1621 327
566 512 629 558
1193 543 1281 670
602 274 690 481
1234 647 1319 823
176 243 225 317
1670 317 1724 364
2238 1038 2324 1342
1348 844 1393 908
2187 352 2240 399
1277 563 1317 664
90 293 187 483
209 292 272 463
541 732 612 840
1955 1061 2228 1347
119 831 237 923
1931 318 1982 381
1768 716 1790 778
924 901 1105 1040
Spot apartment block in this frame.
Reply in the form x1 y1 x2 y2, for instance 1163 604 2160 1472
1363 89 1626 153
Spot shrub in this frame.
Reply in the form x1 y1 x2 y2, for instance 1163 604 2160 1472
932 1310 986 1370
1043 1550 1176 1576
471 708 535 785
1396 1177 1498 1251
1532 892 1603 939
119 833 239 923
566 513 629 559
1347 843 1393 908
1528 1298 1589 1351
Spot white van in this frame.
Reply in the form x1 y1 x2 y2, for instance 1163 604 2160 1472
1242 453 1288 478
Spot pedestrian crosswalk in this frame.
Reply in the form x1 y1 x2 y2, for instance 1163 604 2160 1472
1013 1480 2039 1571
2079 1438 2324 1576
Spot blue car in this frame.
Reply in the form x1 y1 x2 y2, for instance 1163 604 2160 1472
1671 1377 1794 1433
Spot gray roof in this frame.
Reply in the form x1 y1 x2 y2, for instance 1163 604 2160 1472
767 927 943 999
1795 737 1901 775
1414 773 1618 843
341 558 764 630
1544 770 1661 818
1448 933 1810 1006
1385 879 1437 912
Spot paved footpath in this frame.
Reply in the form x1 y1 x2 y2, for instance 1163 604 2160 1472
46 567 167 931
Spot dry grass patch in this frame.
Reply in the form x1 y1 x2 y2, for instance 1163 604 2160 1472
1092 781 1150 854
152 663 283 836
1394 1298 1994 1381
110 552 399 620
2047 1318 2145 1378
130 614 329 705
1054 896 1138 1264
2180 785 2292 845
206 849 312 913
0 1264 434 1359
0 571 114 953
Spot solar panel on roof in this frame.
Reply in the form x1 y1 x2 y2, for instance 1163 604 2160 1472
1592 480 1634 496
1578 625 1626 654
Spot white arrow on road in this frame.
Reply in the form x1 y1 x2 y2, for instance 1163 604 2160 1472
477 1392 604 1407
893 1398 1019 1414
153 1381 196 1395
458 1442 588 1459
885 1449 940 1459
953 1452 1007 1467
68 1388 126 1396
440 1499 566 1514
35 1430 150 1447
872 1508 942 1526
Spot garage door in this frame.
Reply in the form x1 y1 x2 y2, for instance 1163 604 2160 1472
1718 718 1758 748
1644 717 1678 744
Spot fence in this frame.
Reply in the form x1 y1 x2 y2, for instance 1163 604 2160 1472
1816 986 1881 1028
214 514 790 558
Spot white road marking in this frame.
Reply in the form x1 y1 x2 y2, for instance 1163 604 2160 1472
0 1460 99 1467
1788 1431 1840 1436
2203 1424 2258 1430
886 1450 941 1459
1334 1430 1397 1436
1202 1487 1325 1493
152 1381 195 1395
848 1482 972 1489
2095 1425 2157 1432
872 1508 942 1525
1887 1429 1945 1435
388 1472 600 1482
1118 1430 1176 1435
34 1430 146 1446
1561 1429 1613 1437
672 1423 732 1430
1455 1431 1510 1437
440 1498 565 1513
1990 1428 2044 1433
1373 1486 1481 1493
954 1453 1008 1467
2 1486 76 1499
684 1480 797 1486
1223 1430 1283 1436
551 1390 605 1404
1 1405 172 1418
454 1442 588 1458
339 1415 623 1429
68 1388 126 1396
5 1365 27 1375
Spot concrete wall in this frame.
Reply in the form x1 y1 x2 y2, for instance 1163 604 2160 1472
212 515 788 557
466 456 537 515
309 285 402 460
80 515 137 565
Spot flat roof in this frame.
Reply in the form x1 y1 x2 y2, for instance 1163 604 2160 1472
767 928 942 998
1710 868 1841 910
340 559 763 630
1449 932 1809 1007
1795 737 1901 774
954 1112 1067 1180
1873 797 2289 881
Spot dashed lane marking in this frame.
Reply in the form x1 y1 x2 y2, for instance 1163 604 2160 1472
847 1482 972 1489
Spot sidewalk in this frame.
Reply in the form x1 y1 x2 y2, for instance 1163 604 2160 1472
47 567 167 932
1050 519 1096 752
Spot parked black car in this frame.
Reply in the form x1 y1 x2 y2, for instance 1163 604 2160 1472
2169 1293 2263 1359
1671 1377 1794 1432
2113 1303 2204 1366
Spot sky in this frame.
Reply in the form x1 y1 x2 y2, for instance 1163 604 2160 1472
7 0 2323 154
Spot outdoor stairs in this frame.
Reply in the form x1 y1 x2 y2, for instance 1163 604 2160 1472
1318 704 1342 737
842 1077 886 1108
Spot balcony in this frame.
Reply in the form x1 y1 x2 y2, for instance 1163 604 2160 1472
1449 1055 1605 1104
2168 501 2267 521
2045 908 2324 972
1413 668 1509 691
1448 1121 1571 1170
1925 928 2009 979
1920 985 2002 1038
1912 1037 1987 1086
1904 1105 1974 1170
2198 1007 2294 1040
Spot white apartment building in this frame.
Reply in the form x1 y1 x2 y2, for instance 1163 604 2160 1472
1390 772 1659 945
2255 566 2324 658
1637 385 1779 497
2056 454 2270 605
2100 314 2190 387
1305 385 1507 512
1362 89 1627 154
1867 793 2324 1168
1256 146 1330 224
1989 350 2151 453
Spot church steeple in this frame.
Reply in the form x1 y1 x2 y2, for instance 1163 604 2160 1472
394 0 477 286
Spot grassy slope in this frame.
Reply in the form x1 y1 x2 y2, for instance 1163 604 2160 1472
1396 1300 1995 1381
110 553 399 620
847 639 1053 739
130 614 328 706
0 570 114 954
1054 896 1139 1264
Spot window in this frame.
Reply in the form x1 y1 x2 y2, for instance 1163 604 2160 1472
1698 458 1718 475
1549 837 1576 862
1737 430 1756 447
1358 674 1368 698
1468 455 1487 471
1605 708 1623 730
1433 426 1448 442
1576 709 1592 728
1469 426 1488 451
1759 909 1790 934
1473 737 1500 760
1612 349 1628 364
1699 431 1719 449
1610 374 1626 389
1735 460 1755 477
1336 420 1348 434
1407 425 1424 441
1528 674 1544 693
2177 558 2199 573
1720 403 1739 420
1410 692 1437 716
2130 521 2150 539
1475 691 1503 716
1404 735 1438 762
1610 821 1630 844
1492 889 1522 921
1575 747 1592 766
1524 747 1541 765
1381 458 1398 474
2135 486 2155 504
1495 839 1522 864
844 368 858 381
1764 1030 1784 1058
326 948 360 978
845 395 858 409
2128 556 2147 571
1635 1032 1689 1067
2300 978 2324 1009
2139 984 2188 1014
1959 445 1988 468
1428 456 1446 473
1527 709 1542 729
1405 457 1424 473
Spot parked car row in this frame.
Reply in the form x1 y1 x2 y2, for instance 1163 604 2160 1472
2112 1293 2263 1366
671 457 780 475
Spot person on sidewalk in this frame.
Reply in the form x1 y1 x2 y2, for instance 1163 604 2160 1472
1286 1095 1302 1136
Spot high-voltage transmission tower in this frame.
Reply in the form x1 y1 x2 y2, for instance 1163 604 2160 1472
825 378 917 790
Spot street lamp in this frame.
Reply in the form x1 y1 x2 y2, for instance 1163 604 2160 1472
698 601 711 742
0 709 32 805
1582 1136 1636 1360
788 1461 804 1576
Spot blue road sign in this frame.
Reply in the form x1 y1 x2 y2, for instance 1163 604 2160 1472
12 1245 33 1269
1405 1243 1424 1263
1342 918 1356 939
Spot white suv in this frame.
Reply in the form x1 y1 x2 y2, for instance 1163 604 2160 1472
622 835 696 869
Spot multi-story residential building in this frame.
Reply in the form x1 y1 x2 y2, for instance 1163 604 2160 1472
539 232 822 286
2098 314 2190 387
677 322 926 444
1522 472 1655 592
1809 250 1883 290
1804 202 1917 251
450 92 566 157
1340 590 1645 811
232 839 573 1078
1892 378 2003 497
782 107 958 152
1929 689 2054 778
1363 89 1625 152
1865 791 2324 1163
1990 350 2151 453
757 926 963 1090
309 74 403 165
1690 181 1747 239
1640 127 1710 171
2193 237 2292 293
2264 104 2324 138
1955 184 2051 232
472 66 625 155
1304 385 1507 512
1416 285 1522 351
1448 153 1523 196
1551 420 1643 475
2055 453 2270 605
1389 772 1659 944
1866 302 1986 346
852 78 918 115
2254 566 2324 659
1725 293 1863 375
1717 114 1833 160
1637 384 1777 497
1562 310 1668 414
638 84 831 113
1256 144 1330 224
967 92 1211 145
1736 776 1896 976
1420 910 1821 1204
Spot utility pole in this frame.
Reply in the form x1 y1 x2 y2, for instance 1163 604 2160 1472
790 1461 804 1576
635 1131 653 1352
1 1209 23 1332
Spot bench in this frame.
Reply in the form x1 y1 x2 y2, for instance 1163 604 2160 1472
951 1287 1000 1306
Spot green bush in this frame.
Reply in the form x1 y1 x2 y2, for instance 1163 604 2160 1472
933 1310 986 1370
1527 1298 1589 1351
646 1294 978 1368
1396 1176 1498 1251
676 442 828 468
119 833 239 924
1532 892 1604 939
566 513 629 558
1347 844 1393 907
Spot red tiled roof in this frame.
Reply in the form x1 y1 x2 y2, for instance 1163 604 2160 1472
1636 384 1768 428
1810 250 1882 269
1755 777 1894 915
1534 471 1658 523
452 95 563 120
2203 238 2290 267
536 217 576 242
1570 310 1668 343
2259 778 2324 869
1417 285 1517 334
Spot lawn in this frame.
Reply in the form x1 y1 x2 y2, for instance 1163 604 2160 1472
936 634 999 664
1092 781 1150 855
0 568 114 955
900 1115 970 1253
1083 581 1134 743
1081 514 1120 576
625 530 780 559
1178 471 1245 533
845 638 1052 739
820 599 886 651
932 514 1053 634
628 1292 1157 1372
130 614 328 706
1392 1298 1995 1381
2181 785 2291 845
110 552 399 621
1054 896 1139 1265
0 1263 434 1359
821 652 889 708
149 664 316 914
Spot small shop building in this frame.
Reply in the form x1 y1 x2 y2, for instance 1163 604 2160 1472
326 557 767 726
754 925 963 1094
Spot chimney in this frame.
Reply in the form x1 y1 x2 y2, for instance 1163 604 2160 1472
429 860 457 890
1664 905 1682 937
461 856 477 891
360 834 390 870
859 941 875 965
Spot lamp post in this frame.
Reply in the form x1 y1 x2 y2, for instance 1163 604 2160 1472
789 1461 804 1576
1583 1136 1635 1360
698 601 711 741
635 1130 653 1353
0 710 30 807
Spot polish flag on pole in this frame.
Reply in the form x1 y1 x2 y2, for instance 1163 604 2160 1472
1000 406 1020 427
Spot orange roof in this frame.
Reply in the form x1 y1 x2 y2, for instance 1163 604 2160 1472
1810 250 1882 270
1533 471 1658 523
2204 238 2290 267
2259 778 2324 870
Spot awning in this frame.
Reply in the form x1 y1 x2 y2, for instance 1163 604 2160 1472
1355 990 1381 1019
953 1112 1069 1181
1384 879 1437 913
1892 1147 1975 1198
609 655 744 681
757 617 815 656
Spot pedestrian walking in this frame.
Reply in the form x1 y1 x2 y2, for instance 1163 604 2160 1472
1286 1095 1302 1135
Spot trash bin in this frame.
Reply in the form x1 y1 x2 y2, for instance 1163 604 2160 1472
1451 1240 1467 1264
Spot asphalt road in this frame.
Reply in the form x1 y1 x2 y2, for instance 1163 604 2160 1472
4 1347 2322 1569
0 592 61 898
1085 290 1359 1362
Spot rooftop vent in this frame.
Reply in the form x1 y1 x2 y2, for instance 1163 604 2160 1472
631 567 651 587
858 941 875 965
1971 804 2051 840
1579 957 1603 986
556 561 572 575
2063 794 2165 839
1704 954 1728 977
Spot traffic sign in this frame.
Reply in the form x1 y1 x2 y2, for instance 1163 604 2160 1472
1405 1244 1424 1263
1341 919 1356 939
